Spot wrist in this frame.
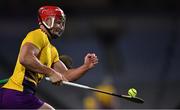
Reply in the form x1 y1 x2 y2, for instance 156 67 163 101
82 64 90 70
43 66 54 76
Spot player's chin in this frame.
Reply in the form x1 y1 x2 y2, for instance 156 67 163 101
51 31 63 38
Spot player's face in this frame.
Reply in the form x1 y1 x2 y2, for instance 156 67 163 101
51 16 66 38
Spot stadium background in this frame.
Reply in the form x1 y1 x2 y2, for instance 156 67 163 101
0 0 179 109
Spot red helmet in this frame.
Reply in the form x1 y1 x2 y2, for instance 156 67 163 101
38 6 66 38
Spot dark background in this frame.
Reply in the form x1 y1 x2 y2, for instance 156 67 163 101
0 0 180 109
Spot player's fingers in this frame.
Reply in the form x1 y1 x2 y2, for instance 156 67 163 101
62 75 68 82
90 57 98 62
90 60 98 65
89 53 96 57
90 56 97 60
86 53 96 58
86 53 91 57
94 61 98 65
93 59 98 63
88 55 97 60
91 60 98 65
52 80 63 86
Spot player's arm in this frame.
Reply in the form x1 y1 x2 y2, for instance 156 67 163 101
19 42 66 83
52 53 98 81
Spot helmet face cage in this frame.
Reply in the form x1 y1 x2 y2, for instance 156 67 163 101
41 16 55 29
38 6 66 38
50 14 66 38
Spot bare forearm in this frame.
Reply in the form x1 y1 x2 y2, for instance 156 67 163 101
63 64 89 81
52 53 98 81
20 55 53 76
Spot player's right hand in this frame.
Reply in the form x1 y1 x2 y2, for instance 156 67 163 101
48 70 68 86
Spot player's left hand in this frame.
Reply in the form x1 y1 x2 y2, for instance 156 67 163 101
84 53 98 69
